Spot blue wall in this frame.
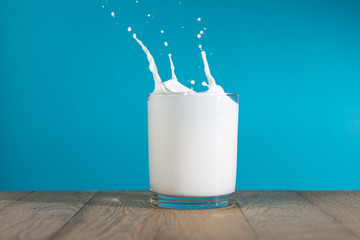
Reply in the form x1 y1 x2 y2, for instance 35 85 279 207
1 0 360 190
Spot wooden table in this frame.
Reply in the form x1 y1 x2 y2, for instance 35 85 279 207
0 191 359 240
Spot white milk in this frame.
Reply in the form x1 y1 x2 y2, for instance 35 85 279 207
134 34 238 197
148 95 238 197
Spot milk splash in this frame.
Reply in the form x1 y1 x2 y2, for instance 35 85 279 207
133 34 224 94
133 34 192 93
133 34 166 92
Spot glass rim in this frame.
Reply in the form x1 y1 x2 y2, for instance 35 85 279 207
148 93 238 97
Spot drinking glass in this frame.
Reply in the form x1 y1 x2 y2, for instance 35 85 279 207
148 93 238 209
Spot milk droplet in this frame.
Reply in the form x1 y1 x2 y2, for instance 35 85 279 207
147 14 150 17
181 26 184 29
164 42 168 46
204 27 207 30
190 80 195 85
179 1 181 4
160 30 164 33
202 81 209 87
111 12 115 17
210 53 213 55
136 0 138 3
200 30 204 34
197 17 201 22
102 5 104 8
197 34 201 38
127 27 132 32
198 44 202 49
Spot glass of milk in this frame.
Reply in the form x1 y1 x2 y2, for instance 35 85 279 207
148 93 238 209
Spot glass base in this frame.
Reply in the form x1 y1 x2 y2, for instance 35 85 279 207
150 191 235 210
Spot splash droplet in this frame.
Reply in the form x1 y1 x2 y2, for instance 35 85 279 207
111 12 115 17
198 44 202 49
164 42 168 46
147 14 151 17
200 30 204 34
190 80 195 85
102 5 104 8
197 34 201 38
160 30 164 33
197 17 201 22
181 26 184 29
127 27 132 32
202 81 209 87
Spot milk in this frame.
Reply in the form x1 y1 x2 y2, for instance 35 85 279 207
148 95 238 196
134 34 238 197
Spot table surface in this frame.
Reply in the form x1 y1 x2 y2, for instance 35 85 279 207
0 191 359 240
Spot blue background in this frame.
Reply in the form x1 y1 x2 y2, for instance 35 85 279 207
1 0 360 190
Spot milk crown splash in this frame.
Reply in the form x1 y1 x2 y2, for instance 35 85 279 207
133 34 224 94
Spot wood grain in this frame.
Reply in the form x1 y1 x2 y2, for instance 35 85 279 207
154 201 256 240
1 191 360 240
52 191 160 240
0 191 95 240
299 191 360 238
53 191 255 240
0 191 32 211
236 191 360 240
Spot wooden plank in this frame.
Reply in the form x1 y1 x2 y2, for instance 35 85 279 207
236 191 360 240
0 191 33 211
53 191 255 240
154 200 256 240
0 191 96 240
299 191 360 238
52 191 160 240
